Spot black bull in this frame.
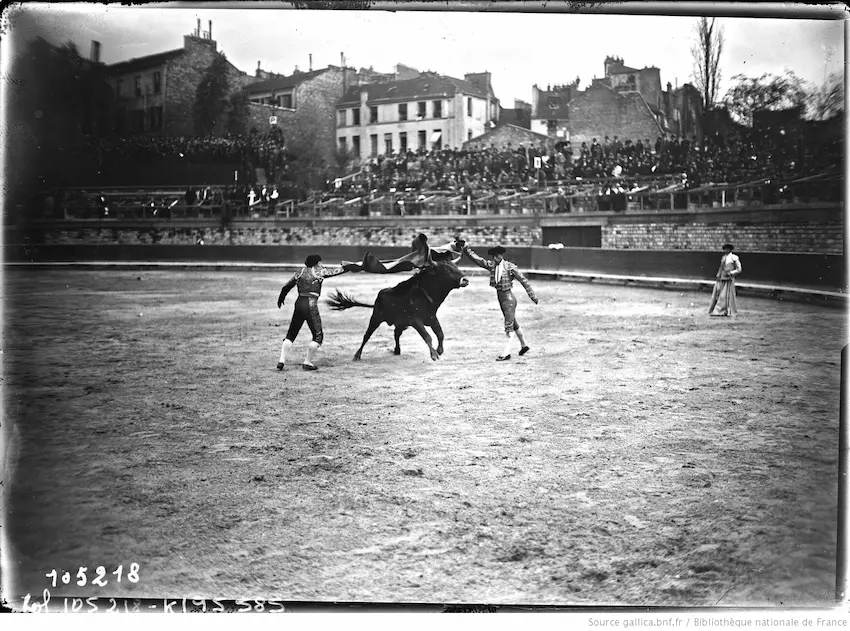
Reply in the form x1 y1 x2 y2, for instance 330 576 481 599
327 253 470 361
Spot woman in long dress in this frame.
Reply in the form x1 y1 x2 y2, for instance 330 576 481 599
709 243 742 317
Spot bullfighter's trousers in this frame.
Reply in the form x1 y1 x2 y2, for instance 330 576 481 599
286 295 324 344
497 289 520 336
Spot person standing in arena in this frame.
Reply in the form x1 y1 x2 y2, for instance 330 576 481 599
456 238 539 361
709 243 742 317
277 254 347 371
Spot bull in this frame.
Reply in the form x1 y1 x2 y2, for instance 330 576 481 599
327 250 469 361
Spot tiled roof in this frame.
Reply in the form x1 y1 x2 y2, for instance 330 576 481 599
243 68 331 94
107 49 185 75
339 74 488 105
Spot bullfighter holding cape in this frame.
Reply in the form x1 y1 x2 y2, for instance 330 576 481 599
341 233 464 274
276 235 464 371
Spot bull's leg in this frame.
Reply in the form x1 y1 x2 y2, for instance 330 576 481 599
393 326 404 355
430 318 445 356
354 312 383 361
410 318 439 361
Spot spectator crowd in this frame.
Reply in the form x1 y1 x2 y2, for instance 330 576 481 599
331 127 840 200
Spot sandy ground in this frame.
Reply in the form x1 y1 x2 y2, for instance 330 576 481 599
2 268 845 608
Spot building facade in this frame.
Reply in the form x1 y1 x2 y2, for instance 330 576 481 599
242 65 358 165
335 69 499 159
106 21 252 136
529 56 703 152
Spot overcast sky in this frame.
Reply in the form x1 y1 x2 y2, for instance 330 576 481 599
4 2 845 105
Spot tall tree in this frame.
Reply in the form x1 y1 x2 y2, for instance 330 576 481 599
7 37 114 205
807 71 844 121
723 70 808 127
193 52 231 136
691 17 725 111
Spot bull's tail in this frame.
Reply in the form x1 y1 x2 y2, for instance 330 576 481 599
326 289 374 311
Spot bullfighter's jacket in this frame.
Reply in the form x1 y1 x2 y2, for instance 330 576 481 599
463 246 537 301
280 265 347 299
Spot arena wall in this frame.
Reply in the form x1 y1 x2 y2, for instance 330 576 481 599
8 243 843 291
8 204 845 291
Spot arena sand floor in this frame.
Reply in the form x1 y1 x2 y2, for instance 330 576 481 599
2 268 844 608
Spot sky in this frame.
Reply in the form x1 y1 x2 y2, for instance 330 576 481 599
4 2 845 106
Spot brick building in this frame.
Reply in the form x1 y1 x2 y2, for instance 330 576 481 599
242 65 358 164
530 56 703 153
106 20 253 136
335 67 500 159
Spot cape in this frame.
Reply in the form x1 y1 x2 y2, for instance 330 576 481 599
342 234 463 274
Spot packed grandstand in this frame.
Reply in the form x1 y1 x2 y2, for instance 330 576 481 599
35 124 843 220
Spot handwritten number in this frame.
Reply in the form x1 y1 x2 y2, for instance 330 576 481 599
77 567 87 587
127 563 140 583
46 570 57 588
108 598 117 613
113 565 123 582
93 566 108 587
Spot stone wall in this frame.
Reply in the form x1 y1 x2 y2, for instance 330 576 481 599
164 39 245 136
33 217 843 254
603 221 843 254
39 223 541 248
568 83 663 149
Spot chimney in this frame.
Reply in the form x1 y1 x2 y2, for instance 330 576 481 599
309 54 313 72
208 20 212 40
196 18 201 37
90 40 101 63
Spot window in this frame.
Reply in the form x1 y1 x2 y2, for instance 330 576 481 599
370 106 378 124
134 75 142 97
674 108 681 123
418 101 426 119
352 136 361 156
433 100 442 118
418 129 427 149
153 71 161 94
281 94 293 109
338 110 347 127
467 97 472 116
467 130 473 141
148 106 163 131
399 132 407 153
431 129 442 150
384 133 393 155
339 137 346 152
352 108 360 126
398 103 408 121
130 109 144 133
547 120 557 133
548 96 560 109
116 79 123 99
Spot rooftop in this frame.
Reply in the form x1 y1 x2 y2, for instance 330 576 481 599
107 48 185 75
340 74 489 104
244 67 333 94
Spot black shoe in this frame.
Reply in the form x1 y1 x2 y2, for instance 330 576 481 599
302 363 318 371
496 355 511 361
276 362 284 371
519 346 530 356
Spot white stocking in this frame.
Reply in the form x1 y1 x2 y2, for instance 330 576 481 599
304 341 320 366
279 339 293 364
